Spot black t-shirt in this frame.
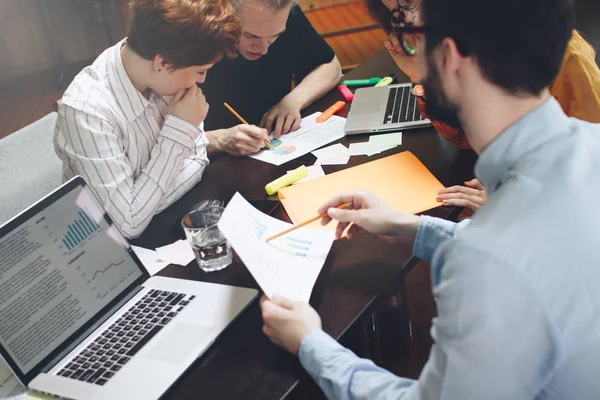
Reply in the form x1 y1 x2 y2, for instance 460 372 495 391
201 7 335 130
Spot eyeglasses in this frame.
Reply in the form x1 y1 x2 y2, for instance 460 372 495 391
389 0 420 28
395 0 420 12
389 22 434 56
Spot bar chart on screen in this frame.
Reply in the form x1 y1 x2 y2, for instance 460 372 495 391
61 208 101 250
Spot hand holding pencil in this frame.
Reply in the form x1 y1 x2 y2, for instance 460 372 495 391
316 191 421 243
224 102 273 150
265 204 349 242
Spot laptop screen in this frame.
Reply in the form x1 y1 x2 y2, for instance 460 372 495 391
0 178 145 380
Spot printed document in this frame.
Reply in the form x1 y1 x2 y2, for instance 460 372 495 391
249 112 345 166
218 193 334 302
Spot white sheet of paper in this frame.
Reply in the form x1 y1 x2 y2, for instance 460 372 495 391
131 245 170 275
249 112 346 166
368 132 403 146
155 240 195 266
0 369 27 400
348 142 394 156
288 165 325 184
314 155 351 165
311 143 349 160
0 366 10 386
219 193 335 302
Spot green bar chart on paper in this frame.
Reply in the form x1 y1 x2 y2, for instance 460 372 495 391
284 236 312 257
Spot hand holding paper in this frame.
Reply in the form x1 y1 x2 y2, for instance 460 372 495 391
259 295 322 356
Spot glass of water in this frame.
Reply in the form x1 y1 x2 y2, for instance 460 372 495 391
181 204 232 272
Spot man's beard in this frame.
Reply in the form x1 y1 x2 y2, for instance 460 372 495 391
422 57 463 131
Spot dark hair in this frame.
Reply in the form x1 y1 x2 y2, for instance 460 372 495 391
365 0 393 34
127 0 241 68
421 0 574 96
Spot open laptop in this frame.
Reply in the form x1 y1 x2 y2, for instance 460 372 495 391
344 83 431 135
0 176 257 400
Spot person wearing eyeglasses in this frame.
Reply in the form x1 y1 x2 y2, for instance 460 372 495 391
367 0 600 214
259 0 600 398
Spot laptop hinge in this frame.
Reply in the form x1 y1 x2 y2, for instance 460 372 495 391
40 284 144 373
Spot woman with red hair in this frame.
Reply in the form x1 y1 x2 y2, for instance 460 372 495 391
54 0 242 238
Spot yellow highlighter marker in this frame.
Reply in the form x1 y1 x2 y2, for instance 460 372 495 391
374 73 398 87
265 165 308 195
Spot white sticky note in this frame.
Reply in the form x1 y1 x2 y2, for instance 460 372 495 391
287 165 325 184
365 144 399 156
131 245 170 276
155 239 195 267
314 155 351 165
348 142 393 156
368 132 403 146
312 143 349 160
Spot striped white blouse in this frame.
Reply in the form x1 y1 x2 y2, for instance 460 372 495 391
54 40 209 238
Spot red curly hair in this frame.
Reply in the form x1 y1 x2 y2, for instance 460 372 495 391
127 0 241 68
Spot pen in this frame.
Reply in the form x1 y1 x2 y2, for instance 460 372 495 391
223 102 273 150
316 101 346 123
265 203 349 242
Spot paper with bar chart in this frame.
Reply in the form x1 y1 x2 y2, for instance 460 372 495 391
249 112 346 166
219 193 335 302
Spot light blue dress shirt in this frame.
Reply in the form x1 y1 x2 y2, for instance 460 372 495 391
298 98 600 399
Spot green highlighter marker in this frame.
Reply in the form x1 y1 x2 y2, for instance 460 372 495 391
340 77 382 87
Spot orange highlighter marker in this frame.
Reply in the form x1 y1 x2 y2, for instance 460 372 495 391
316 101 346 123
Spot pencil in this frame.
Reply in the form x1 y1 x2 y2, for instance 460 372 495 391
291 74 296 91
265 203 349 243
223 102 273 150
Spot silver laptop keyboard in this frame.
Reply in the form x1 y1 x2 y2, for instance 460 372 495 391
383 86 424 124
57 289 195 386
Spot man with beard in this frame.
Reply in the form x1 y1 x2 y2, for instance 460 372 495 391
258 0 600 398
367 0 600 213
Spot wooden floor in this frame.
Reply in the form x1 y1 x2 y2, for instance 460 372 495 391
306 2 387 68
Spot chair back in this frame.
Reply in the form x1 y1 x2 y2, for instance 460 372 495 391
0 112 63 224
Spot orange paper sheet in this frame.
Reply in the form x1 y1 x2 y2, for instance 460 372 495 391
278 151 444 231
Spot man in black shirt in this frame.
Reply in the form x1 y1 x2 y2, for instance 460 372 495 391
202 0 342 156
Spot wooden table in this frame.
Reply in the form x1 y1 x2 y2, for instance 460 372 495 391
131 50 477 400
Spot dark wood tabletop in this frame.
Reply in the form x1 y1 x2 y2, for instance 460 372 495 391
131 50 477 400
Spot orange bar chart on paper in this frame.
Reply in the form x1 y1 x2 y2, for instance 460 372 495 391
277 151 445 231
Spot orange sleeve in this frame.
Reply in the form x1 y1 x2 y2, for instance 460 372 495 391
550 31 600 123
417 97 471 149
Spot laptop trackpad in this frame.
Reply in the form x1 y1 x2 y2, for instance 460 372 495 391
353 99 381 115
146 323 215 364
